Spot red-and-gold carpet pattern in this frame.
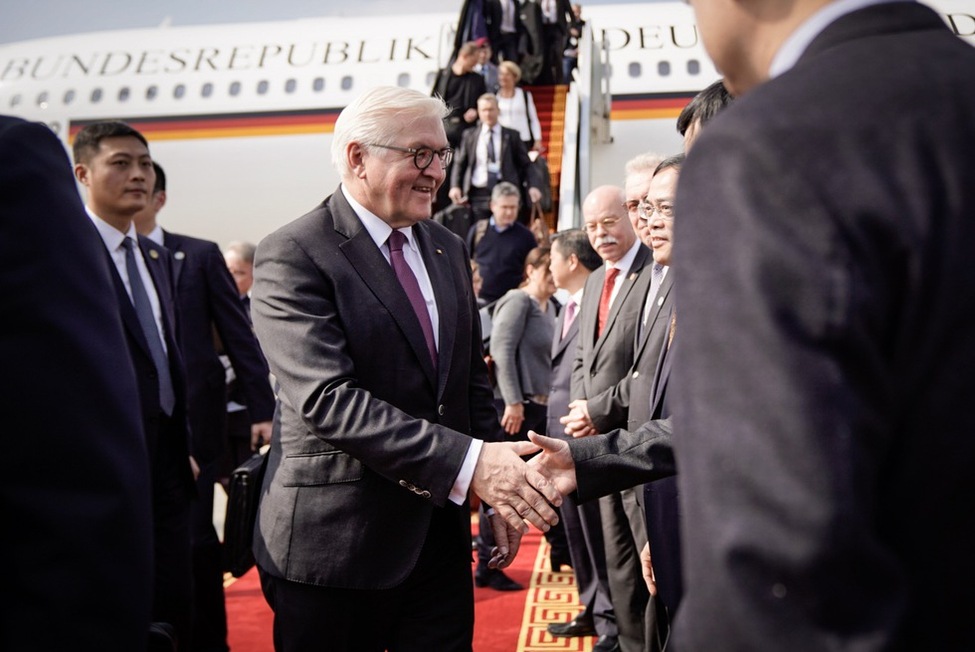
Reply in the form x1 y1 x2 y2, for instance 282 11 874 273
225 524 596 651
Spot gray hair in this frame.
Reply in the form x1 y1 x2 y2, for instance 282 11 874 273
331 86 450 178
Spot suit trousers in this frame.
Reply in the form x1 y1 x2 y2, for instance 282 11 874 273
559 489 618 637
191 459 229 652
152 416 194 651
599 489 650 652
259 503 474 652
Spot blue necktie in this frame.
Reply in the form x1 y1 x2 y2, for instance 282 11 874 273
122 237 176 415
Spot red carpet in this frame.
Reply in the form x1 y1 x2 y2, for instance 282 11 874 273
225 522 590 651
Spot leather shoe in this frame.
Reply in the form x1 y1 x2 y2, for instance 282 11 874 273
474 568 524 591
592 634 621 652
547 614 596 637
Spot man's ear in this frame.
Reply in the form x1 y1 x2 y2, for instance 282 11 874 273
74 163 89 187
153 190 167 211
567 252 580 272
348 142 367 178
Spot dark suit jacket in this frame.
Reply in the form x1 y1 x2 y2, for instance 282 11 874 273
251 188 498 589
566 300 678 500
484 0 525 48
163 231 275 463
671 4 975 649
107 235 195 494
450 123 543 198
0 116 153 650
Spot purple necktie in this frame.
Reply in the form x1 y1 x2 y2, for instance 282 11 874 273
387 230 437 367
561 299 577 340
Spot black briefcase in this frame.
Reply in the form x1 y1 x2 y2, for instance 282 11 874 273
224 448 268 578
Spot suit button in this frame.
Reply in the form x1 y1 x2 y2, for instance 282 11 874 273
421 490 432 499
398 480 409 489
438 404 445 416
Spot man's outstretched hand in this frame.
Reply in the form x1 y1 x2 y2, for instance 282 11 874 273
526 431 578 496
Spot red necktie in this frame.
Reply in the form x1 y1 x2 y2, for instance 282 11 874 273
596 267 620 337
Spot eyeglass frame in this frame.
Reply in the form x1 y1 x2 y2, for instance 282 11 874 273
637 199 675 224
367 143 453 170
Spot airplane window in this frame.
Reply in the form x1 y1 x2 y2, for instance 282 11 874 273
202 82 214 98
118 87 130 102
313 77 325 92
174 84 186 99
628 62 641 78
285 79 297 93
229 81 241 97
37 91 49 108
91 88 103 103
396 73 410 88
147 85 158 100
687 60 701 75
10 94 21 108
657 61 671 77
341 76 353 91
257 80 269 95
64 89 76 105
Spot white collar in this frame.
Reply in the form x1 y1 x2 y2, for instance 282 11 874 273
341 184 418 252
87 206 138 251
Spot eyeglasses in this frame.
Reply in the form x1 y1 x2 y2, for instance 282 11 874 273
637 199 675 223
583 216 623 233
368 144 453 170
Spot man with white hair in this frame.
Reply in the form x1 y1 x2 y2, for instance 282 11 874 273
250 86 562 650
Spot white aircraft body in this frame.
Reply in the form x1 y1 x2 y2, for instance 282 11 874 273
1 2 972 246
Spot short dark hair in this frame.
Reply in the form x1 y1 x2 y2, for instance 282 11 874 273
551 228 601 271
654 153 686 177
152 161 166 194
72 121 149 164
676 80 733 136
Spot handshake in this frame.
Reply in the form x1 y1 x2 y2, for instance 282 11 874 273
469 431 580 571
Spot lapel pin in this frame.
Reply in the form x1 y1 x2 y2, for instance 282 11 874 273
658 297 664 306
149 249 159 260
436 249 443 255
628 272 637 281
174 251 186 260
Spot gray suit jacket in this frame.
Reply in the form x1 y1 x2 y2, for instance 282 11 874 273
251 188 498 590
671 3 975 649
490 289 556 405
584 268 674 433
546 299 581 438
570 244 654 429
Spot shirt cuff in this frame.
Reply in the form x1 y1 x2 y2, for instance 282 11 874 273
448 438 484 505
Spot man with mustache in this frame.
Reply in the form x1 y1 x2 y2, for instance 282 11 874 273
562 185 655 652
